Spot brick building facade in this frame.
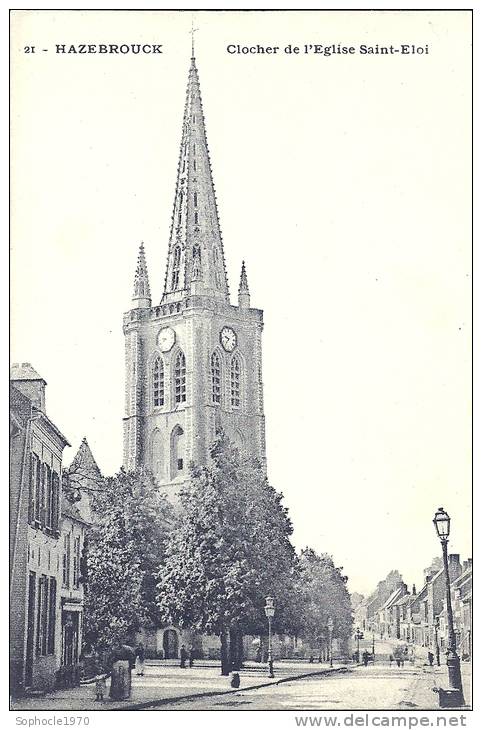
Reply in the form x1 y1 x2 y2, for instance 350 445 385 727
10 365 91 695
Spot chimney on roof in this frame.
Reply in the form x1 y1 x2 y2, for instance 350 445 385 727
10 362 46 413
448 554 462 582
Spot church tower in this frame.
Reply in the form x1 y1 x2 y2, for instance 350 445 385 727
123 51 266 497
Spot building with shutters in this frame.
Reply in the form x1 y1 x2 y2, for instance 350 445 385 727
10 364 91 694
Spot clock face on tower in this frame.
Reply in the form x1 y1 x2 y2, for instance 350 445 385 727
220 326 237 352
157 326 176 352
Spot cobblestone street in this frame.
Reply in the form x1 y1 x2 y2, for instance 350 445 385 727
144 661 471 711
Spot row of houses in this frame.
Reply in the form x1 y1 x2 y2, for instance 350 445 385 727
10 363 100 695
354 556 472 660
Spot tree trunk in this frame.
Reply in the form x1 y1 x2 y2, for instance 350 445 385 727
229 628 237 670
220 628 230 676
229 629 244 670
237 631 244 668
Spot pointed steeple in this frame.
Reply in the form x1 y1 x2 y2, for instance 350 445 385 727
68 437 102 481
132 242 151 309
162 53 229 304
238 260 250 309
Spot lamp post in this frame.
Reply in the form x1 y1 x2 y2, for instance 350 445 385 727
434 616 441 667
354 628 363 662
433 507 464 706
372 631 375 660
327 617 334 667
264 596 275 678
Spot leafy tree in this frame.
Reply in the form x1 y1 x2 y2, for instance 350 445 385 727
297 548 353 656
84 468 173 650
156 432 297 674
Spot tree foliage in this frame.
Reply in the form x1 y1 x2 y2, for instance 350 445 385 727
156 432 298 662
84 468 173 649
297 548 353 646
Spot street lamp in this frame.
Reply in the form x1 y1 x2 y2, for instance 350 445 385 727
354 628 363 663
434 616 441 667
327 617 334 667
433 507 464 706
264 596 275 678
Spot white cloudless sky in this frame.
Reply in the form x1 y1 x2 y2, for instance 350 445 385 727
10 9 472 596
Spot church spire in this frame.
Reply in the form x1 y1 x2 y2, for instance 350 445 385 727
162 53 229 304
238 260 250 309
132 242 151 309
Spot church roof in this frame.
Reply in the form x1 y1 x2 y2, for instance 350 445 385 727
67 436 102 478
161 52 229 304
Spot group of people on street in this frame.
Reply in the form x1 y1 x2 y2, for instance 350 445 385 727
93 639 197 702
389 645 410 668
92 641 147 701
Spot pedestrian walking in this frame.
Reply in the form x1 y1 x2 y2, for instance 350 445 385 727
135 642 145 676
94 673 106 701
427 651 434 667
389 654 393 667
363 651 369 667
92 653 106 702
180 644 187 668
189 645 194 668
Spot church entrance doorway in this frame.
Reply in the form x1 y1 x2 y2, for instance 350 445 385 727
163 629 179 659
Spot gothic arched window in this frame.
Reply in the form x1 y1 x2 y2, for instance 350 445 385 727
211 352 221 405
153 357 164 407
174 351 186 404
171 425 185 477
230 355 241 408
171 246 181 290
151 429 163 478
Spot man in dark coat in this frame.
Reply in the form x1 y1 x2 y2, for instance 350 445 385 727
109 641 134 700
180 644 187 668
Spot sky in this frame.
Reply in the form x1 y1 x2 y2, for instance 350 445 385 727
10 10 472 596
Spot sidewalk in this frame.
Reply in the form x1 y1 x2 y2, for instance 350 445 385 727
412 661 472 710
395 660 472 710
11 660 349 712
